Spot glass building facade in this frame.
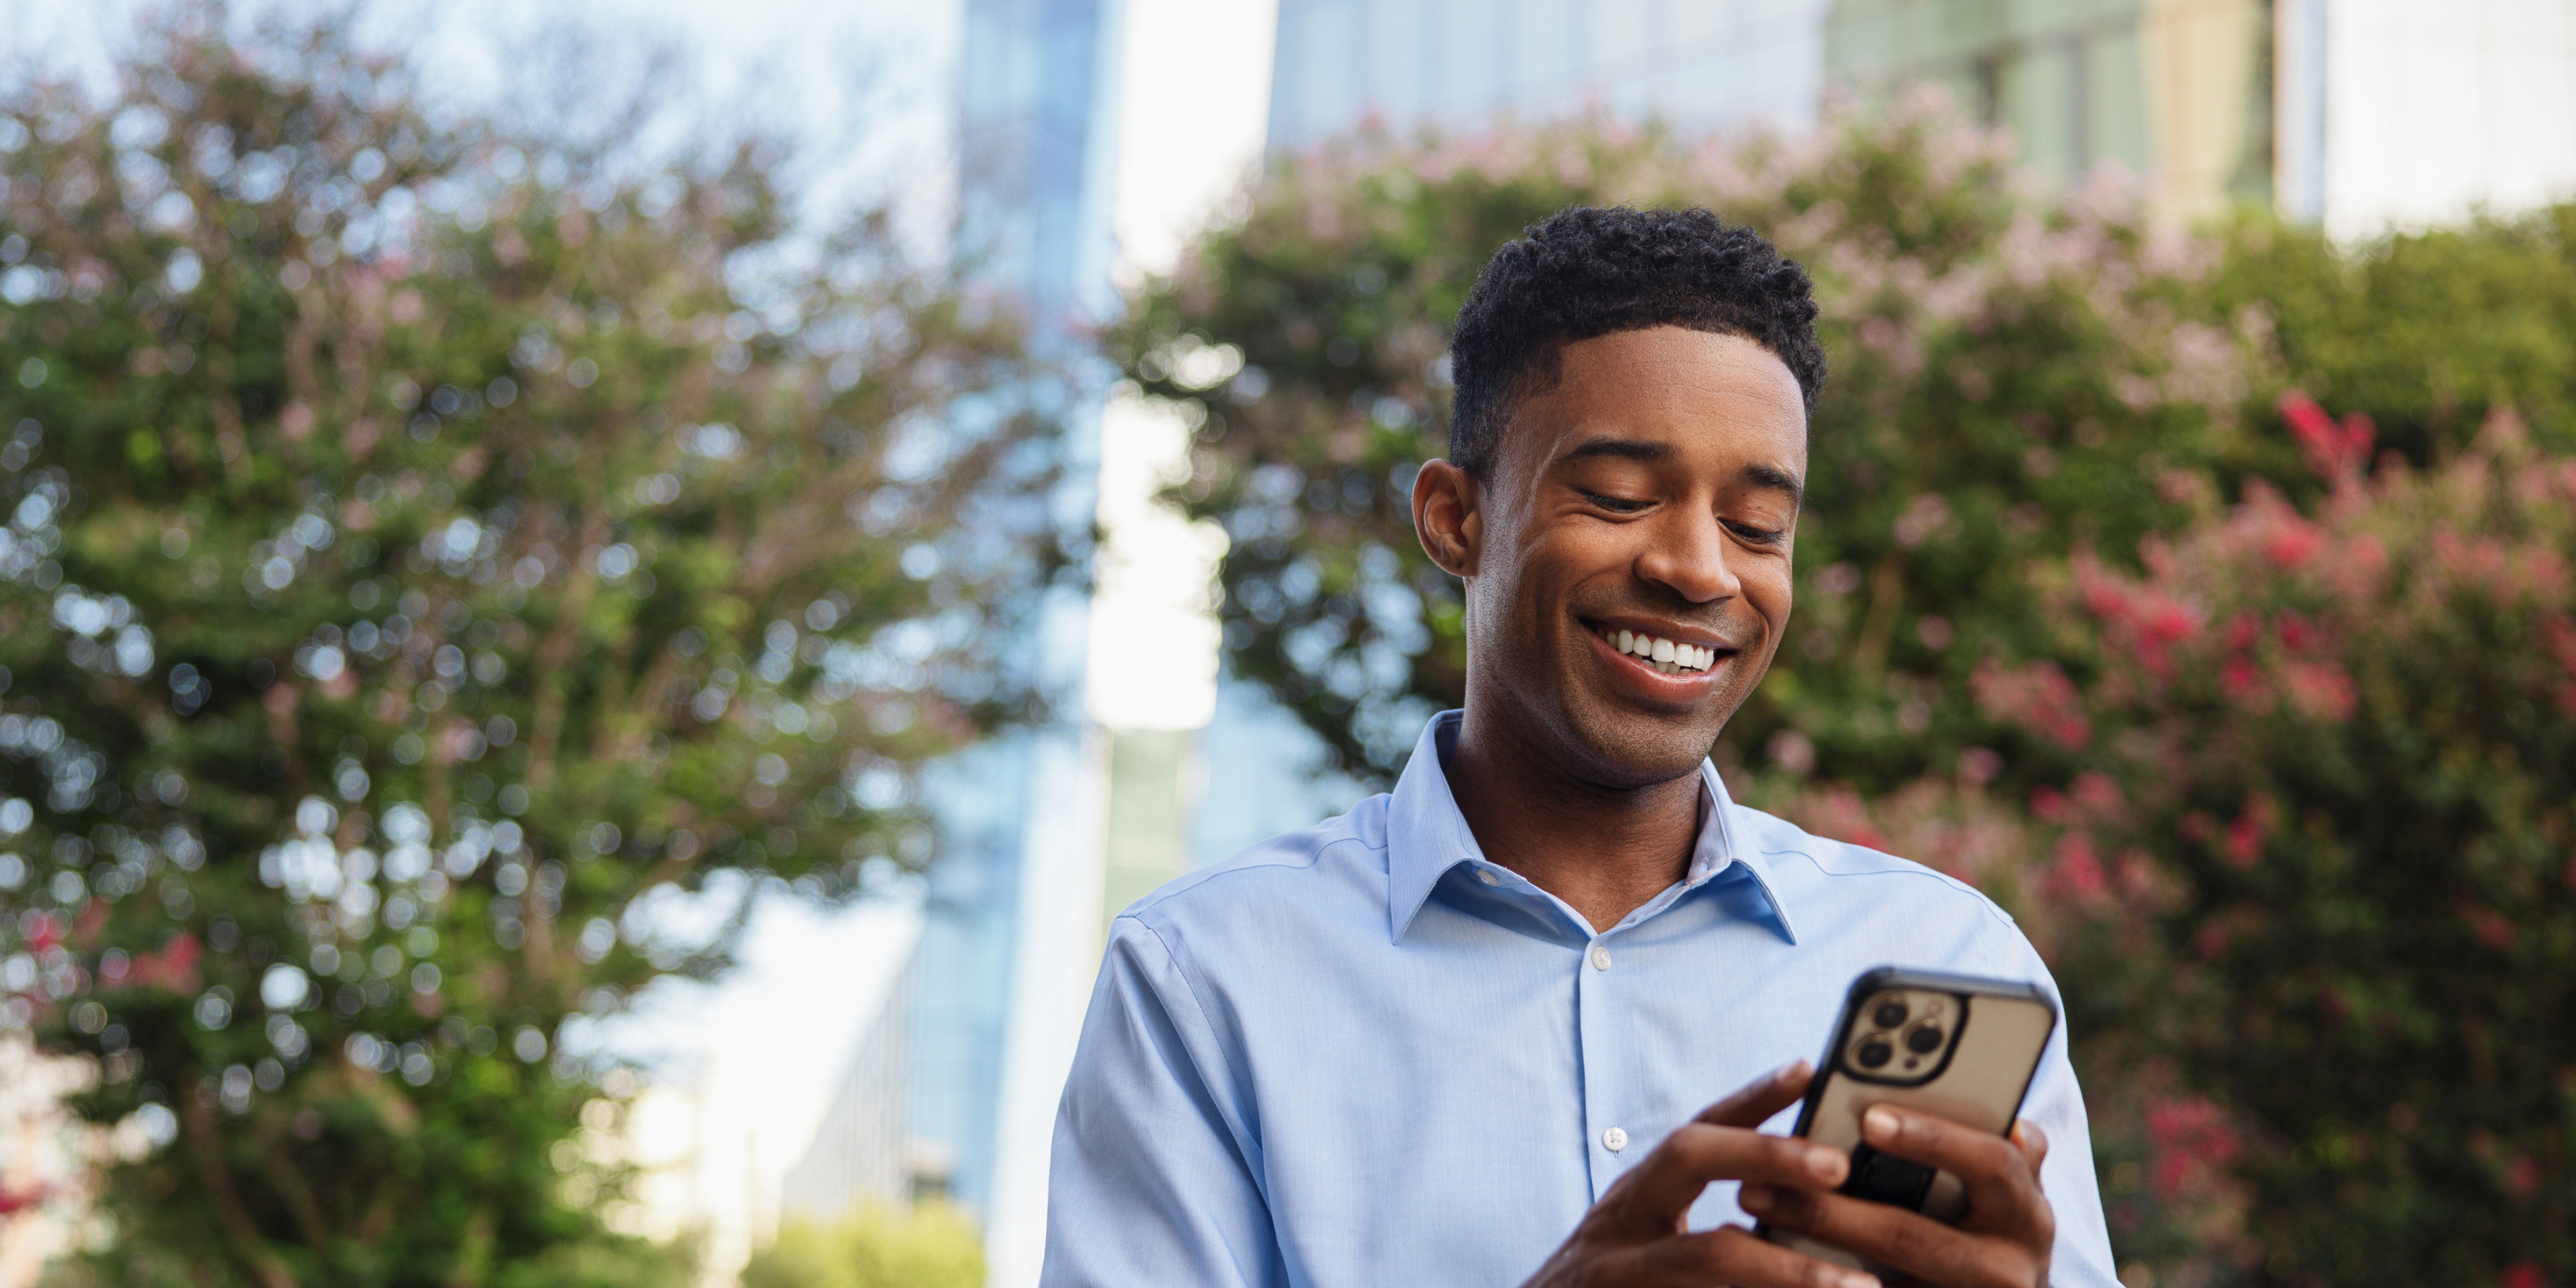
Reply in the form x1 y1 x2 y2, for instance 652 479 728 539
1265 0 1837 151
917 4 1128 1287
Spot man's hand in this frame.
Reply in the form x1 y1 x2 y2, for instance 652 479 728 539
1520 1061 1879 1288
1739 1105 2054 1288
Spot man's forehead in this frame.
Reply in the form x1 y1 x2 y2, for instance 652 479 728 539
1504 341 1806 478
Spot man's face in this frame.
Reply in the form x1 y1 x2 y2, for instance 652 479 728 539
1441 326 1806 788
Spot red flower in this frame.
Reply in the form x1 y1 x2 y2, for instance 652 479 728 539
2283 660 2358 722
2276 611 2317 654
2143 1095 2241 1200
2277 389 2374 480
2221 612 2261 653
2051 833 2107 901
2029 785 2067 824
2501 1262 2546 1288
2461 903 2517 951
2071 772 2123 813
2263 520 2326 569
127 932 204 994
73 900 108 947
2224 795 2273 867
2221 656 2265 706
1972 659 2092 750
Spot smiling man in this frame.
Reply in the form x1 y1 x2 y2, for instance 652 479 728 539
1042 208 2117 1287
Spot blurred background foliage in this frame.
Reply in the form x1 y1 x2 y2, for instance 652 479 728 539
1122 105 2576 1286
0 6 1056 1286
741 1200 983 1288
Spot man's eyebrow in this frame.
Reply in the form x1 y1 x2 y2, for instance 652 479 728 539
1554 438 1667 465
1741 462 1804 507
1553 439 1804 504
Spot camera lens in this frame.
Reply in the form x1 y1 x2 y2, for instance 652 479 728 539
1857 1040 1893 1069
1871 999 1909 1030
1905 1024 1946 1054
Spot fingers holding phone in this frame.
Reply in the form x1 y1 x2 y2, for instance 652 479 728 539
1521 1061 1886 1288
1742 1105 2054 1288
1757 967 2061 1286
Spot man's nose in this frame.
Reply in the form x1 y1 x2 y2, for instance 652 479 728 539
1634 510 1741 604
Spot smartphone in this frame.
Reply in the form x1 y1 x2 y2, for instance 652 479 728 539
1759 966 2057 1272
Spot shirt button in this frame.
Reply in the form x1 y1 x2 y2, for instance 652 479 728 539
1475 868 1499 887
1602 1127 1628 1152
1589 945 1612 971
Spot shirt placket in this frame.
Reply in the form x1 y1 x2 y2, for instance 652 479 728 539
1575 927 1637 1201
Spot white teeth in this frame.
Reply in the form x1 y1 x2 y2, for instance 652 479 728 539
1601 626 1721 674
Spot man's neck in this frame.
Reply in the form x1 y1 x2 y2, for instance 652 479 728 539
1442 709 1705 934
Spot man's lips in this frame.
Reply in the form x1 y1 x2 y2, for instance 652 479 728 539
1582 618 1737 680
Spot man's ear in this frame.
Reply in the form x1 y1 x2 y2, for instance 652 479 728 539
1412 459 1481 578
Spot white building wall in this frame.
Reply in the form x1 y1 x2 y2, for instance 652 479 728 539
2286 0 2576 236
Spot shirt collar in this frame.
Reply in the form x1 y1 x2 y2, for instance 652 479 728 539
1384 710 1796 943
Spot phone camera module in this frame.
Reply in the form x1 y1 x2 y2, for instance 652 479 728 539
1856 1039 1894 1069
1904 1023 1946 1055
1871 999 1909 1030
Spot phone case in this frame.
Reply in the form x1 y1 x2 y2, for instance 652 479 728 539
1759 966 2057 1273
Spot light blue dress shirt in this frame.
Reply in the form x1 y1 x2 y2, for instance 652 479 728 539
1043 712 2119 1287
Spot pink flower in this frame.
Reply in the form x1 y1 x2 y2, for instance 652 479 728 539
2221 612 2261 653
2283 660 2358 722
2029 785 2068 824
1972 659 2092 750
2221 656 2265 706
2277 389 2374 480
2501 1262 2547 1288
2264 520 2325 569
127 933 204 994
2224 796 2273 867
2071 772 2123 813
2143 1095 2241 1200
2052 833 2107 900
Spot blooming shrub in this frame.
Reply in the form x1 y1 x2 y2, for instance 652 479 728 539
2001 404 2576 1284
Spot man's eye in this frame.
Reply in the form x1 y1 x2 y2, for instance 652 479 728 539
1578 490 1651 514
1728 521 1788 544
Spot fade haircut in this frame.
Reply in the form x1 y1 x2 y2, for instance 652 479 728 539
1445 205 1826 480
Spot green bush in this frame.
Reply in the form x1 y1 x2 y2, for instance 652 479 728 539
743 1202 984 1288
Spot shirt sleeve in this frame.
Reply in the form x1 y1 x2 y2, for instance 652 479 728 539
2007 936 2123 1288
1040 914 1285 1288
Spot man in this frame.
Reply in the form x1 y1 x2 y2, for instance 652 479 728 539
1043 208 2117 1287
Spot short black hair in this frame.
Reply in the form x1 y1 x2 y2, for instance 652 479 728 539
1446 206 1825 479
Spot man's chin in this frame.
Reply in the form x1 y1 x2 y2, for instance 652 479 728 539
1555 701 1728 791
